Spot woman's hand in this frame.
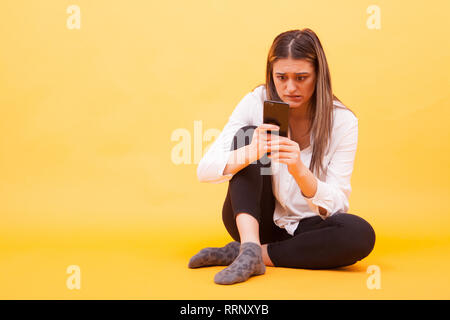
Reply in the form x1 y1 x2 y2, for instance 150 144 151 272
248 124 280 163
265 134 304 176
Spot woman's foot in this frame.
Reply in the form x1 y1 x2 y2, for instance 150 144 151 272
214 242 265 285
188 241 240 268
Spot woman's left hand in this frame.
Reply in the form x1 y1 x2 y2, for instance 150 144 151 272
265 134 304 176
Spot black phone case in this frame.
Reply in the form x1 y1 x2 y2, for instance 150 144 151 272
263 100 289 157
263 100 289 137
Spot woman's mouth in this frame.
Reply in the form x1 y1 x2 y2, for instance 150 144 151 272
286 95 302 100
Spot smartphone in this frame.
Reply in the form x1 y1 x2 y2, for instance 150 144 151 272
263 100 289 137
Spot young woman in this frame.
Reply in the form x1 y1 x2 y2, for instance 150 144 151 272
189 28 376 285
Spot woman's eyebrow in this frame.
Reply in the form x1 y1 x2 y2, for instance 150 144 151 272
275 72 309 75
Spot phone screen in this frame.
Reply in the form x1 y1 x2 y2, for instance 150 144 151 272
263 100 289 137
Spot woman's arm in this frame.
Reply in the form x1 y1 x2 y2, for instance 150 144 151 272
292 164 328 216
222 124 277 176
297 118 359 218
267 115 358 218
197 93 256 183
222 144 254 176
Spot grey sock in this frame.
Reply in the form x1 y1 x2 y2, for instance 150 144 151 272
214 242 265 285
188 241 240 268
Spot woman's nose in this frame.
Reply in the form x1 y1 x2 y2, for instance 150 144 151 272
286 80 297 92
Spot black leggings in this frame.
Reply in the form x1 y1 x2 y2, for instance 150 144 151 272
222 125 376 269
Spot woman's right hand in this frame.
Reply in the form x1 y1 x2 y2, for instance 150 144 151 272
248 124 280 163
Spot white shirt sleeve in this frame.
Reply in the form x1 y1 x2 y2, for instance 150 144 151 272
196 92 256 184
302 117 359 219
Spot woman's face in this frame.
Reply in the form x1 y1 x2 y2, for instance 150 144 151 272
272 57 316 110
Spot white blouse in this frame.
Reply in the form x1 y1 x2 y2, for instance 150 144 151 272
197 85 359 236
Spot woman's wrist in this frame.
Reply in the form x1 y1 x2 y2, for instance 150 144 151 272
297 162 309 177
292 163 318 199
223 144 255 176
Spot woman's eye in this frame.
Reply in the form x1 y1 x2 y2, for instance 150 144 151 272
276 76 305 81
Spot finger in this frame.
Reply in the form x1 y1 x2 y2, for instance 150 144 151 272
266 144 297 152
274 158 292 166
258 134 271 143
260 127 280 134
260 123 280 130
257 127 274 136
269 157 296 167
268 151 296 159
254 128 267 138
267 154 292 164
268 136 294 145
267 142 296 149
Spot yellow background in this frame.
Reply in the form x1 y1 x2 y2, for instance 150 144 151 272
1 0 449 299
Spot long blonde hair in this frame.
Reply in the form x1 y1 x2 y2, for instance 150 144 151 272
261 28 356 178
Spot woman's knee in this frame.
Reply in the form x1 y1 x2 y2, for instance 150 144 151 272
333 213 376 261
